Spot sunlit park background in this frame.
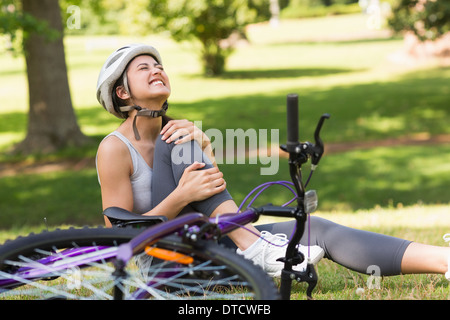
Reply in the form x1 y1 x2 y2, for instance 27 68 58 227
0 0 449 299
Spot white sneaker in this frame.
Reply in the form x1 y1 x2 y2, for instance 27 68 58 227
236 231 324 278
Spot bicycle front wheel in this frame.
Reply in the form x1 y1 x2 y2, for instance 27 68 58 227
0 227 279 300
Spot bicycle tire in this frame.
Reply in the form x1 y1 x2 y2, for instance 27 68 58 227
0 227 279 300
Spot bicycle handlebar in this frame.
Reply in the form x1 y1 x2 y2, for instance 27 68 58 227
286 94 299 153
284 93 330 168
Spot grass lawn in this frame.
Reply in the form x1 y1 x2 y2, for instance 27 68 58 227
0 13 449 299
293 205 450 299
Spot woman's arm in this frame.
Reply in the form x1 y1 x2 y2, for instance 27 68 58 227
97 137 135 227
97 137 226 225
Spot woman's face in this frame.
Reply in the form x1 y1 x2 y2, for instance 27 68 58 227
123 54 171 108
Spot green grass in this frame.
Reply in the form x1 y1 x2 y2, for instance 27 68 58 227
293 204 450 300
1 144 449 229
222 144 450 212
256 203 450 300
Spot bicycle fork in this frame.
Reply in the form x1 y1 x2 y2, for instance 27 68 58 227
278 122 320 300
278 206 318 300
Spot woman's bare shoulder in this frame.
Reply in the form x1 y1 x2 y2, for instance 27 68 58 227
97 134 132 171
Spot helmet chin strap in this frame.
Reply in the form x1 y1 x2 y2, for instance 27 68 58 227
120 102 169 141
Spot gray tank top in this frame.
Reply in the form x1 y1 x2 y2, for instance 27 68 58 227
97 131 153 214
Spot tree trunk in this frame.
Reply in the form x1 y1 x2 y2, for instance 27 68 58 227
14 0 89 155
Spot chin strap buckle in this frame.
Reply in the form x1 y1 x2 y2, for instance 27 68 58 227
120 102 169 140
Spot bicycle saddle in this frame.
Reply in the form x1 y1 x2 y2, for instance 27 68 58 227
103 207 168 228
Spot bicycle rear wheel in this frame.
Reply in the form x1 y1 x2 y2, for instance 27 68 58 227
0 227 279 300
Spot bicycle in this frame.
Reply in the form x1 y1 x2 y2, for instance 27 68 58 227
0 94 330 300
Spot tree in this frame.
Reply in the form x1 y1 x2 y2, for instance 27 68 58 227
387 0 450 61
1 0 89 155
148 0 273 76
388 0 450 41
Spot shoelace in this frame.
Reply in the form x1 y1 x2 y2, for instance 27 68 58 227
259 231 289 267
260 231 289 247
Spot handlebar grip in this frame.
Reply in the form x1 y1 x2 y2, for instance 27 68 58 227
287 94 299 151
257 205 298 218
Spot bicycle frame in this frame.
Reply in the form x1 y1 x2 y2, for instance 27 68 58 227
0 94 330 300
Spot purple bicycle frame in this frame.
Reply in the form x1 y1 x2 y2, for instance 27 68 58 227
115 208 259 264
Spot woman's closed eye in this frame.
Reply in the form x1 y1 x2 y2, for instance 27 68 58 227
137 63 164 72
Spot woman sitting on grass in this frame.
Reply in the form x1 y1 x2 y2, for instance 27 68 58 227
95 43 450 281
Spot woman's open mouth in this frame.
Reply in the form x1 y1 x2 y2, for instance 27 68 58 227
150 79 165 87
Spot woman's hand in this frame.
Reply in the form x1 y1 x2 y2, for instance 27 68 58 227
176 162 226 203
161 119 210 149
161 119 217 166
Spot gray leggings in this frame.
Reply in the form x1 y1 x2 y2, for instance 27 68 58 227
151 135 412 276
253 218 411 276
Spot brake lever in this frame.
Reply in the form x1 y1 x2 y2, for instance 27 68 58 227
311 113 330 166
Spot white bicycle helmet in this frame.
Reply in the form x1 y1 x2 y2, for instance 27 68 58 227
97 44 169 140
96 43 164 118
